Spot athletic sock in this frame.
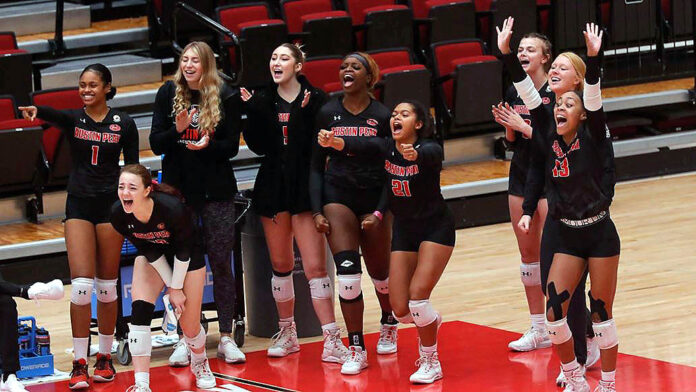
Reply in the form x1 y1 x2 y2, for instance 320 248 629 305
321 322 338 333
601 370 616 382
190 349 207 363
561 358 581 372
381 311 398 325
99 333 114 355
279 316 294 326
421 343 438 353
530 314 546 331
73 337 89 361
348 332 365 349
134 372 149 386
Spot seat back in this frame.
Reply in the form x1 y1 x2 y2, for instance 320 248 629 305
0 31 17 50
0 127 44 194
380 65 431 110
489 0 537 55
609 0 658 45
238 20 289 88
0 94 16 121
302 56 343 93
363 5 414 51
368 48 413 70
427 0 476 46
345 0 394 24
666 0 693 38
217 3 273 73
302 11 354 56
281 0 333 33
551 0 598 53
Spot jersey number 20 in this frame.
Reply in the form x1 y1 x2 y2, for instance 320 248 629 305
552 157 569 178
391 179 412 197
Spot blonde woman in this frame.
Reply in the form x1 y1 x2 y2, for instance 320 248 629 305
150 41 244 365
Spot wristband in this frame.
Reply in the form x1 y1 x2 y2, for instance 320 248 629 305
372 211 383 221
171 256 190 289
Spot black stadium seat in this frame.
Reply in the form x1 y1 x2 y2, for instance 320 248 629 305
489 0 537 56
345 0 414 51
368 48 431 109
280 0 353 57
549 0 598 54
409 0 476 54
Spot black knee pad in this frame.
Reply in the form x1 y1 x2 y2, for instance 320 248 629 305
130 300 155 326
546 282 570 321
334 250 362 275
588 291 609 322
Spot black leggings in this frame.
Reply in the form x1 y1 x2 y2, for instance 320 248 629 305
541 216 593 364
0 276 28 377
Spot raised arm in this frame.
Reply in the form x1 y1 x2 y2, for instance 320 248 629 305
583 23 607 141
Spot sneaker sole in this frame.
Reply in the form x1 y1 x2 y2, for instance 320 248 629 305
93 374 115 383
410 373 443 384
340 366 367 375
267 346 300 358
508 341 553 352
168 360 190 367
217 352 246 364
196 380 217 389
322 354 344 364
376 346 397 355
68 381 89 390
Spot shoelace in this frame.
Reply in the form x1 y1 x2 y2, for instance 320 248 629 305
346 348 363 363
415 353 438 372
598 381 615 391
125 383 150 392
379 326 397 343
192 359 212 378
95 355 111 370
271 325 295 348
71 362 88 377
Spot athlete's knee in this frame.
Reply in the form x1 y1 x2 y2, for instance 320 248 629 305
546 317 572 345
129 300 155 357
390 300 410 321
70 277 94 306
308 276 332 300
588 291 612 322
95 278 118 303
334 250 362 303
545 281 570 322
371 277 388 295
408 282 433 300
408 299 438 327
271 269 294 303
592 318 618 350
303 263 327 280
520 262 541 287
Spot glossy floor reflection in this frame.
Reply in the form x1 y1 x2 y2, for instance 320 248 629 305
28 321 696 391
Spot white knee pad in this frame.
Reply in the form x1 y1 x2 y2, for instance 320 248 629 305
409 299 437 327
337 274 362 301
95 278 118 303
309 276 332 299
520 262 541 286
271 273 295 303
593 319 618 350
546 317 572 345
128 324 152 357
371 277 389 294
70 278 94 306
184 325 206 350
393 311 413 324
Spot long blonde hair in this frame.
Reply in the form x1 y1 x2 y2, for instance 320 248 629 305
172 41 222 135
557 51 586 91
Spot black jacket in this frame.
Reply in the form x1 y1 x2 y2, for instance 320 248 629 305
150 80 241 208
243 75 327 217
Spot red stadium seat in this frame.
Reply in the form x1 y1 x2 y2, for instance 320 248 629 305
0 32 18 50
302 56 344 94
281 0 353 56
216 2 273 70
0 95 17 121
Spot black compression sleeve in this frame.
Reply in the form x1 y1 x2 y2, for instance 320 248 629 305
415 141 444 167
502 53 528 83
36 106 75 131
586 56 601 85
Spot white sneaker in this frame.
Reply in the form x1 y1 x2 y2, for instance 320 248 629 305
267 322 300 357
322 328 350 363
508 328 551 352
217 336 246 363
27 279 64 301
562 365 590 392
409 351 443 384
557 365 585 387
586 337 600 368
168 339 190 367
340 346 368 375
594 380 616 392
191 358 216 389
0 375 28 392
376 324 398 354
125 383 151 392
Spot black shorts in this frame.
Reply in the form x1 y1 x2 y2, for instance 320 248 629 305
65 193 118 224
323 181 382 217
556 214 620 259
391 208 456 252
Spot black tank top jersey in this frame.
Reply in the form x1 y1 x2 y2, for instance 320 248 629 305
110 192 193 263
313 98 391 190
504 83 554 181
37 106 139 197
344 137 447 220
521 57 616 221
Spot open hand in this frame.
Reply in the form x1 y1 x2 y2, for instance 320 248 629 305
175 108 197 133
584 22 603 57
186 134 209 150
496 16 514 55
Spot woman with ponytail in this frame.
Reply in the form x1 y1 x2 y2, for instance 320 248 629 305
19 63 139 389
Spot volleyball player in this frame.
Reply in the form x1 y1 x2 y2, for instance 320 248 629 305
0 277 63 392
491 32 554 352
496 17 600 385
150 41 244 365
240 43 349 362
19 63 139 389
310 52 398 375
503 21 620 392
111 164 215 392
319 100 454 384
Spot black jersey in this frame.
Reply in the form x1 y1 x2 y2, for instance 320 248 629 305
344 137 447 220
37 106 139 197
110 192 193 263
507 55 616 221
504 82 554 191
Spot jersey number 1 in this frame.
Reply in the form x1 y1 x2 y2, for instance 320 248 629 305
282 125 288 146
552 157 569 178
91 145 99 166
391 179 412 197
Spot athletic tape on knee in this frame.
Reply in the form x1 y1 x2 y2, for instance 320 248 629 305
588 291 610 321
520 262 541 287
149 255 172 287
184 325 206 350
546 282 570 321
372 277 389 294
334 250 362 275
393 311 414 324
128 324 152 357
546 317 572 345
171 256 190 289
70 277 94 306
409 299 437 327
95 278 118 303
592 319 618 350
271 272 294 302
309 276 332 299
338 274 362 301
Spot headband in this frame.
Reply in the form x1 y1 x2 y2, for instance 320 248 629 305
346 53 370 70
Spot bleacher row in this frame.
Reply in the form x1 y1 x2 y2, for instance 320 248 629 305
0 0 694 225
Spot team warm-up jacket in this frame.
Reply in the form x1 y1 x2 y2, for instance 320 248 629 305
36 106 139 196
502 53 616 221
149 81 241 208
